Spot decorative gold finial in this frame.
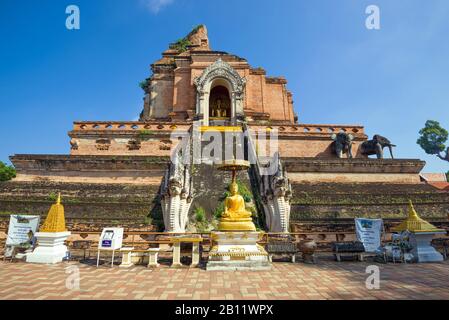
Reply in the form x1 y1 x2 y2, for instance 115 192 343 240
407 200 418 218
40 192 67 233
392 200 444 233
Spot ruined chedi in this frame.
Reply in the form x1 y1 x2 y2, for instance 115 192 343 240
1 24 448 236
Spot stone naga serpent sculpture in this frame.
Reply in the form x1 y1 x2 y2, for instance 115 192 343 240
160 146 193 232
361 134 396 159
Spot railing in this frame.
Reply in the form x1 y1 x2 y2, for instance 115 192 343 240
62 231 364 252
71 122 365 135
72 121 191 131
249 123 366 135
2 230 448 259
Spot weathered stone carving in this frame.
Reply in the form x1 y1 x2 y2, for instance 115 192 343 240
127 139 141 151
331 132 354 159
160 146 194 232
259 152 292 233
361 134 396 159
159 139 172 151
70 138 79 151
95 138 111 151
194 58 246 94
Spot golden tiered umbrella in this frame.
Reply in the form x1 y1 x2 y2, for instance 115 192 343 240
40 193 67 233
392 200 444 233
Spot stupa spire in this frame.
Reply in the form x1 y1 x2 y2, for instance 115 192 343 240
40 192 67 233
392 200 444 233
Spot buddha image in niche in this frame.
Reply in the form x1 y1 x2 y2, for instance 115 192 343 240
211 97 229 118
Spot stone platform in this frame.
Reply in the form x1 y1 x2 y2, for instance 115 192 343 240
207 231 271 271
206 260 272 271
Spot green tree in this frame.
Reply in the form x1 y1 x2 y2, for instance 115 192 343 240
0 161 16 182
417 120 449 162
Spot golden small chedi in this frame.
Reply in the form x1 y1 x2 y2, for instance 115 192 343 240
218 182 256 232
26 192 71 264
40 193 67 233
392 200 444 233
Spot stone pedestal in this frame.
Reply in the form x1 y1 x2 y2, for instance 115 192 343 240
206 232 271 271
26 231 71 264
410 232 445 263
170 237 203 268
171 241 183 268
119 247 135 268
147 248 160 268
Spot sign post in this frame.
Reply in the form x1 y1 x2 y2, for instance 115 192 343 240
96 228 124 267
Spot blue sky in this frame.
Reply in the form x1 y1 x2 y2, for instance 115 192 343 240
0 0 448 173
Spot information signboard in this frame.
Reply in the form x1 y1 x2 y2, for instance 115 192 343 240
98 228 124 250
355 218 383 253
6 215 40 246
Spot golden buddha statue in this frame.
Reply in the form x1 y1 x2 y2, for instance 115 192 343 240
218 182 256 231
211 98 228 118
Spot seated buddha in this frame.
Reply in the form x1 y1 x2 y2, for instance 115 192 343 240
218 182 256 231
211 98 228 118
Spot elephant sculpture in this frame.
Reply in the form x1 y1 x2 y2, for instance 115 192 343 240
70 138 79 151
331 132 354 159
361 134 396 159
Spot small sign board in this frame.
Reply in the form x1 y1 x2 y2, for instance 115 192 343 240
355 218 383 253
4 215 40 258
98 228 124 250
6 215 40 246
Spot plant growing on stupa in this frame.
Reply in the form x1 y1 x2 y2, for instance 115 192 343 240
172 37 192 53
194 206 206 223
0 161 16 182
138 129 154 140
139 78 151 91
417 120 449 162
171 24 204 53
48 192 58 201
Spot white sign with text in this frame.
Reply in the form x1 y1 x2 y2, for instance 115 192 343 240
355 218 383 253
98 228 124 250
6 215 40 246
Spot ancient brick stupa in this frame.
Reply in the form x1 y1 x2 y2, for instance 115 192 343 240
26 193 71 264
1 24 448 238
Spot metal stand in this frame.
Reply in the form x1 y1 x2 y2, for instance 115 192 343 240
96 249 116 268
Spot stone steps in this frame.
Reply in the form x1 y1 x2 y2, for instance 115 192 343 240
0 181 161 227
289 182 449 223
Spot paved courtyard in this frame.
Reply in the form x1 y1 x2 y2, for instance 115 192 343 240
0 259 448 300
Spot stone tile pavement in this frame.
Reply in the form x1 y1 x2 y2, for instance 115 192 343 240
0 259 448 300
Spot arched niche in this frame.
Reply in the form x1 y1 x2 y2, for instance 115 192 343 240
209 84 231 119
194 59 246 126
